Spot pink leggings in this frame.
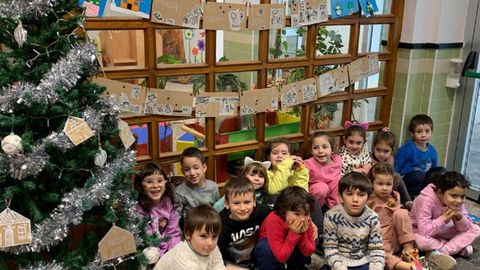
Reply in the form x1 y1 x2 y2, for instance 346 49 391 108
414 225 480 255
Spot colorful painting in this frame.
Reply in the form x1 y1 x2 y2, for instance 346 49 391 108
359 0 379 17
110 0 152 19
78 0 107 17
330 0 360 19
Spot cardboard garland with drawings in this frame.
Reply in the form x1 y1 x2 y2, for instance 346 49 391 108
239 87 279 115
195 92 239 118
247 3 285 30
94 77 146 114
144 88 194 117
202 2 247 31
150 0 202 29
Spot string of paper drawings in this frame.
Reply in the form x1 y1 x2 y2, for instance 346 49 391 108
95 53 379 118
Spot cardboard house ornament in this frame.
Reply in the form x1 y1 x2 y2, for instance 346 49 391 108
98 225 136 263
0 207 32 248
63 116 95 146
118 119 135 150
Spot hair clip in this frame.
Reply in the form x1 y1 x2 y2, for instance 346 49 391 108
381 127 390 132
244 156 271 170
344 120 369 131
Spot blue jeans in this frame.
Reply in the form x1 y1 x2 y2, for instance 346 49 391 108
254 238 310 270
322 263 369 270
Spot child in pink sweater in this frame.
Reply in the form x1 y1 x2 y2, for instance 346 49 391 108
304 131 342 210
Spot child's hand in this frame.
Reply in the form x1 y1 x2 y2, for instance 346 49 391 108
290 155 303 171
442 207 457 223
299 218 311 234
287 218 304 234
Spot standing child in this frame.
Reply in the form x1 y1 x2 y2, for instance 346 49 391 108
338 121 373 175
218 177 272 269
176 147 220 220
154 204 244 270
264 138 309 195
368 162 430 270
304 131 342 210
213 156 270 212
371 128 412 207
135 162 181 264
254 186 316 270
395 114 438 198
323 172 384 270
410 171 480 269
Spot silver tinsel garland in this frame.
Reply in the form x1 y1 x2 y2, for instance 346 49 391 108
0 0 59 19
5 149 136 254
0 96 119 179
22 262 65 270
0 44 98 113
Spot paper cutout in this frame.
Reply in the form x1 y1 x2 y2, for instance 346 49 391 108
247 4 285 30
95 77 146 114
290 0 328 27
110 0 152 19
281 78 318 108
367 53 380 76
239 87 279 115
78 0 107 17
118 119 135 150
63 116 95 146
0 208 32 248
195 92 239 118
359 0 379 17
317 65 349 97
98 226 136 263
151 0 202 29
347 56 370 84
330 0 360 19
144 88 194 117
203 2 247 31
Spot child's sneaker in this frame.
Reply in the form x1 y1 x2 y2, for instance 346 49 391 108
459 245 474 257
426 250 456 270
410 257 428 270
402 248 420 262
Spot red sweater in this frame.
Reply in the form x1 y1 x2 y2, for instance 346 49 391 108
258 212 315 263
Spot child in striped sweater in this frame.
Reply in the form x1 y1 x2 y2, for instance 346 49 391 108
323 172 385 270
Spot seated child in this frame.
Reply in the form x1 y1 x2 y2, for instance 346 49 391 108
264 138 309 195
254 186 316 270
218 177 272 269
134 162 181 265
338 121 373 175
323 172 384 270
304 131 342 211
214 156 270 212
371 128 412 207
367 163 427 270
395 114 438 198
410 171 480 270
176 147 220 220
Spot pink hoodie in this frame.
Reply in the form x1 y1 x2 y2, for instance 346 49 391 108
304 154 342 208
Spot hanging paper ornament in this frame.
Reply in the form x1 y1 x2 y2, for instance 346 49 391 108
1 132 23 156
0 206 32 248
94 147 107 167
14 21 27 47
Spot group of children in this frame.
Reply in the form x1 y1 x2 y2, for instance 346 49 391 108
134 114 480 270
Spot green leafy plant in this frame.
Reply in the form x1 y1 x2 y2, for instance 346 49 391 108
157 54 182 89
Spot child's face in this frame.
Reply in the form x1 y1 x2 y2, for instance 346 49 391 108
181 157 207 186
373 142 392 162
344 134 365 155
340 188 369 217
186 226 219 256
372 173 394 199
141 172 166 203
411 124 432 147
269 143 290 168
311 136 333 164
285 208 311 225
437 186 466 210
224 192 256 221
245 167 265 190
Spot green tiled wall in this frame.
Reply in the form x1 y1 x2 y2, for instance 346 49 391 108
391 48 461 165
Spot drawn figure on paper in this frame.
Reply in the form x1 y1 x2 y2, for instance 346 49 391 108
229 9 245 31
144 93 157 114
270 8 283 28
283 89 298 107
271 97 279 110
220 98 235 115
335 3 342 16
184 6 201 27
131 86 141 99
119 93 130 111
153 11 163 22
366 1 374 15
241 105 254 115
303 84 316 102
257 7 264 16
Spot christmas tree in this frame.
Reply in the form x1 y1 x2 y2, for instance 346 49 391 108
0 1 148 269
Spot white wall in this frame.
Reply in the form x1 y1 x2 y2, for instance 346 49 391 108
401 0 468 44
